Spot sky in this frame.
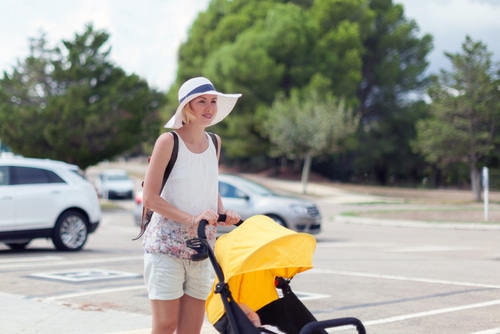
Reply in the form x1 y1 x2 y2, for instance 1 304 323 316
1 0 499 92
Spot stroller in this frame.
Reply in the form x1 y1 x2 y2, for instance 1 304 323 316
187 214 366 334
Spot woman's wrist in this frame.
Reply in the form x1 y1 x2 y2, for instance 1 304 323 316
185 214 194 226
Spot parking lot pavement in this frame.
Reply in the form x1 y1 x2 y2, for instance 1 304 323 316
1 292 220 334
0 292 150 334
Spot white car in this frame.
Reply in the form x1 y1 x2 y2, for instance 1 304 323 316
133 174 321 235
0 156 101 251
95 169 135 199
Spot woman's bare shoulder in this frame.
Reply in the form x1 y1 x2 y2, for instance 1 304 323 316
155 132 176 145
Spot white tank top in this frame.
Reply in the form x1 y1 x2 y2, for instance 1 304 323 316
143 132 218 258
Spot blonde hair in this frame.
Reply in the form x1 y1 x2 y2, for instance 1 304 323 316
181 103 196 125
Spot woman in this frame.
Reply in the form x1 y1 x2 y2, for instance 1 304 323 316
142 77 242 334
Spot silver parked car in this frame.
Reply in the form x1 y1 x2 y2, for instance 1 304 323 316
217 174 321 234
133 174 321 235
95 169 135 199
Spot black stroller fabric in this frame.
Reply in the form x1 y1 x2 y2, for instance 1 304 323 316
213 300 261 334
256 286 327 334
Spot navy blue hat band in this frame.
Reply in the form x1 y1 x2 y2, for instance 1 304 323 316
179 84 215 104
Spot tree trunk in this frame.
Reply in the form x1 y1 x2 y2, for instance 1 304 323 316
301 153 312 194
470 166 481 202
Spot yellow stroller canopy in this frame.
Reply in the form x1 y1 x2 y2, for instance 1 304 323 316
206 214 317 325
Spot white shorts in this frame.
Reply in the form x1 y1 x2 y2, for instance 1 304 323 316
144 253 212 300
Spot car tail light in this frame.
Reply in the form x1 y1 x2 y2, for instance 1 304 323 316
135 194 143 205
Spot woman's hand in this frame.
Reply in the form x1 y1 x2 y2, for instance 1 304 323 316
194 210 219 226
238 303 261 327
222 209 241 226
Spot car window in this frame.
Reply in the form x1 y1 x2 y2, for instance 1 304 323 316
70 168 87 180
10 166 65 185
0 166 8 186
230 177 274 196
219 181 247 199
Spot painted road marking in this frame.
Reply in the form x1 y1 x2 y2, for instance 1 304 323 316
42 285 146 301
0 256 64 264
31 269 140 282
310 268 500 289
468 329 500 334
0 255 143 269
388 245 475 252
363 299 500 326
39 285 329 302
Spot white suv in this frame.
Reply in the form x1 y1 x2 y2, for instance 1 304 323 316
0 156 101 251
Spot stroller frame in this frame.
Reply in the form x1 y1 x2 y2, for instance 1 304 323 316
187 216 366 334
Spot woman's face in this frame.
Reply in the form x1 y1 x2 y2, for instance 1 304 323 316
188 94 217 125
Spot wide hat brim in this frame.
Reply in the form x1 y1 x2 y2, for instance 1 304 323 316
164 90 242 129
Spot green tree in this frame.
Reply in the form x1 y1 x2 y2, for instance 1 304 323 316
412 36 500 200
172 1 325 159
171 0 431 183
262 77 359 193
0 24 164 169
348 0 432 184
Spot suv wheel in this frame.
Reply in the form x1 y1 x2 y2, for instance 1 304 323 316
52 210 89 251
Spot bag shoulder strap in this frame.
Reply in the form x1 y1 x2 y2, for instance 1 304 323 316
161 131 178 189
133 131 178 240
207 132 219 155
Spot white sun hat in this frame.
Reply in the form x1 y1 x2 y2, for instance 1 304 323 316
164 77 242 129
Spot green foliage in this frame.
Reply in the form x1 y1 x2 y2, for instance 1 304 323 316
414 36 500 167
349 0 433 184
261 82 359 192
0 24 164 169
412 36 500 198
262 85 359 159
171 0 433 184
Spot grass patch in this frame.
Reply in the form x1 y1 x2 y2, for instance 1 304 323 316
338 208 500 224
100 201 124 211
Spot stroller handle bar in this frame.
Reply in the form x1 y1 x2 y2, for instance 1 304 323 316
188 214 243 262
197 214 244 239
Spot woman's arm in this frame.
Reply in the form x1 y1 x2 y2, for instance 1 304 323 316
218 193 241 225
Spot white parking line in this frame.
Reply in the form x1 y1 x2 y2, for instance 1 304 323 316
310 269 500 289
364 299 500 326
43 285 146 301
0 255 143 269
468 329 500 334
0 256 63 264
388 245 474 252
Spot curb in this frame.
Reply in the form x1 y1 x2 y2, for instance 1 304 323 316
335 215 500 230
